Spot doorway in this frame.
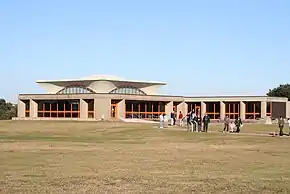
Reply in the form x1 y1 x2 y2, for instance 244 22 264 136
111 103 118 119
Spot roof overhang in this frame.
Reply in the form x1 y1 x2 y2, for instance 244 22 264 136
36 78 167 87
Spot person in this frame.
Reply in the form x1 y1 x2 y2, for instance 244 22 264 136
192 115 198 132
202 114 210 132
173 112 176 125
178 111 183 126
229 121 235 133
183 111 192 132
197 116 202 132
170 111 175 126
163 113 168 128
235 117 243 133
278 116 284 136
189 112 196 132
159 114 164 128
185 111 191 126
223 115 230 133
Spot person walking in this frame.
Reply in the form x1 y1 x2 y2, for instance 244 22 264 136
178 111 183 127
235 117 243 133
223 115 230 133
278 116 284 136
202 114 211 132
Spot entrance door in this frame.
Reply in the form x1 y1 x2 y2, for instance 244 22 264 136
195 106 201 117
111 104 118 119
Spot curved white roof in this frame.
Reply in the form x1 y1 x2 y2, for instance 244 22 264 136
81 75 123 80
37 74 166 85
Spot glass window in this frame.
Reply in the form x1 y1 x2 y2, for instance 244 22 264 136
109 86 146 95
57 85 95 94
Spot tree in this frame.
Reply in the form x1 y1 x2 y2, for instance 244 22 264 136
0 99 17 120
267 84 290 101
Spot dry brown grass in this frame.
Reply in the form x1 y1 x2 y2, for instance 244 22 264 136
0 121 290 193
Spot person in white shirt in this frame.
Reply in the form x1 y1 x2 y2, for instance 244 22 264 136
229 121 236 133
159 114 164 128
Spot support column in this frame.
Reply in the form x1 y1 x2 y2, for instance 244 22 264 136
261 101 267 119
17 100 25 118
287 102 290 119
201 101 206 118
220 101 225 120
80 99 88 119
177 102 187 115
118 99 125 119
240 101 245 120
165 101 173 116
29 99 38 118
94 98 111 120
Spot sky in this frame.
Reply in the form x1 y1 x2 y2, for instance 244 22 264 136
1 0 290 102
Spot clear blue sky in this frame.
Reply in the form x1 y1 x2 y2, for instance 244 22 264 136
1 0 290 102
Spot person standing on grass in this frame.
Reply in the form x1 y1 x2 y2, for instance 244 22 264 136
278 116 284 136
170 111 175 126
178 111 183 127
223 115 230 133
235 117 243 133
202 114 210 132
159 114 164 129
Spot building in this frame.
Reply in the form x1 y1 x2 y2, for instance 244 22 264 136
17 75 290 121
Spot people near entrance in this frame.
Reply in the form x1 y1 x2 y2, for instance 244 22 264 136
178 111 183 126
223 115 230 133
278 116 284 136
202 114 210 132
235 117 243 133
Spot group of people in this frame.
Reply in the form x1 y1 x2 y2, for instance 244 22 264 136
159 109 243 133
160 110 290 137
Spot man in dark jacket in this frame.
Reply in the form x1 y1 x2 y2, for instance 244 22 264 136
234 117 242 133
202 114 211 132
278 116 284 136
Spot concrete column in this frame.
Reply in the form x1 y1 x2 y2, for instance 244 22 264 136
201 101 206 118
17 100 25 118
80 99 88 119
165 101 173 115
29 99 38 118
220 101 225 120
177 102 187 115
240 101 245 120
94 98 111 120
287 101 290 119
118 99 125 119
261 101 267 119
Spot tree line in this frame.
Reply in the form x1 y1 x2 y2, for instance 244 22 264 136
0 84 289 120
0 99 17 120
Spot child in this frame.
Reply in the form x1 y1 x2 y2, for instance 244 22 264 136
229 121 236 133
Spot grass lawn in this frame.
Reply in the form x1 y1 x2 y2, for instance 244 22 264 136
0 121 290 193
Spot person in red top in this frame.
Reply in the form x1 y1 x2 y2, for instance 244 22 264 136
178 111 183 126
